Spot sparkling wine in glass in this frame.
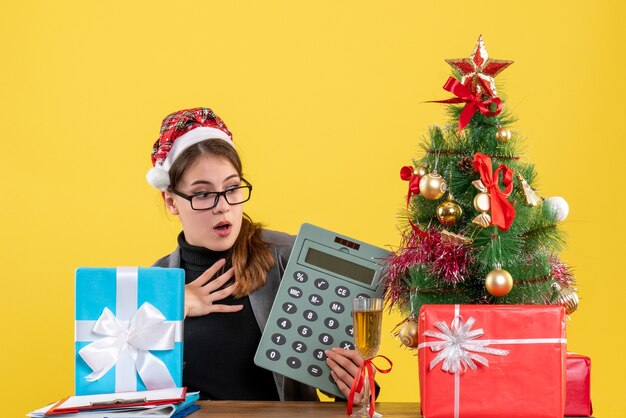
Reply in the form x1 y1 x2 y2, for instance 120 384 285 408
351 297 384 418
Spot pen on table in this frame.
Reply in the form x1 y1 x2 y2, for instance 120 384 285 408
90 397 147 407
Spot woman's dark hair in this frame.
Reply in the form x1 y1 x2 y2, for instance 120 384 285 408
168 139 274 297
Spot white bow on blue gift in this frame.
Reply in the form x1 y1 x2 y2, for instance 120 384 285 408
78 302 176 390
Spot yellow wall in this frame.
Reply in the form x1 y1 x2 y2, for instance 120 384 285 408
1 1 624 416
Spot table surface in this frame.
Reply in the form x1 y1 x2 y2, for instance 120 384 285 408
192 401 419 417
191 401 594 417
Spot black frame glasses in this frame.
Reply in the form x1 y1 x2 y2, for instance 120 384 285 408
171 178 253 211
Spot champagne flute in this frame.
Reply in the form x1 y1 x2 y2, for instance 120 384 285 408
351 297 384 418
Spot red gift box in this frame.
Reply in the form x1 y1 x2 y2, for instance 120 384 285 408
565 353 592 416
418 304 566 418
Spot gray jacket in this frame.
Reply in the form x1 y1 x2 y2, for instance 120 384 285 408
152 229 319 401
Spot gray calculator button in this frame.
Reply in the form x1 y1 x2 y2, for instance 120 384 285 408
286 357 302 369
288 287 303 298
308 365 323 377
335 286 350 298
308 294 324 306
271 333 286 345
340 341 355 350
293 271 308 283
329 301 345 314
319 333 334 345
303 310 318 322
266 349 281 361
282 302 297 314
298 325 312 337
314 278 329 290
313 349 327 361
345 325 353 337
292 341 307 353
277 318 292 329
324 317 339 329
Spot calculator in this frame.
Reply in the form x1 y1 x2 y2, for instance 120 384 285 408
254 223 390 398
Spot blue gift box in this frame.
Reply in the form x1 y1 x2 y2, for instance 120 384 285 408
75 267 184 395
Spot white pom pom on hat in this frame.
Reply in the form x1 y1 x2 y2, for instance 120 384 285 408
146 108 234 191
146 165 171 191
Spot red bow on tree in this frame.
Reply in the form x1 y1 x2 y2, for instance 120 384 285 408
399 166 427 237
400 166 421 208
473 152 516 232
432 77 503 134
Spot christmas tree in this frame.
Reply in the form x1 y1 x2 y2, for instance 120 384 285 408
383 36 578 349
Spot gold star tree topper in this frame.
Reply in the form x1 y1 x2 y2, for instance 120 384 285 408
445 35 513 98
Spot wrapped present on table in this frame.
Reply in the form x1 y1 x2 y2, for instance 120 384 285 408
418 304 567 418
565 353 592 417
75 267 185 395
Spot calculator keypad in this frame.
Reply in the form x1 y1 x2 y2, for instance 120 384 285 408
257 271 381 398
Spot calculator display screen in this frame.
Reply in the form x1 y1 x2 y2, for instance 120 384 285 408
304 247 376 285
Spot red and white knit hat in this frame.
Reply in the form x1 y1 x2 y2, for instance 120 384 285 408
146 107 234 191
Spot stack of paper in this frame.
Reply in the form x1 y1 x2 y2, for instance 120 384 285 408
27 388 199 418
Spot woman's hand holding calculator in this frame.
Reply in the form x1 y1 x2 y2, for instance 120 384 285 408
184 259 243 317
325 347 371 402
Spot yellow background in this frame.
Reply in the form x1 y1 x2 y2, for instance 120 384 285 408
1 1 624 416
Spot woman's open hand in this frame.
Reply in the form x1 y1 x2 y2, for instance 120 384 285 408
184 258 243 317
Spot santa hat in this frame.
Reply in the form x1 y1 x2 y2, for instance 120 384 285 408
146 107 234 191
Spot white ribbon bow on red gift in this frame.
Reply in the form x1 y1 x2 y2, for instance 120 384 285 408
424 316 510 373
78 302 177 390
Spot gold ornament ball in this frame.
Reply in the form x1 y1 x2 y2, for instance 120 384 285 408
419 173 447 200
496 127 512 142
417 166 428 177
399 319 419 348
437 200 463 226
485 268 514 297
556 287 579 314
473 192 491 213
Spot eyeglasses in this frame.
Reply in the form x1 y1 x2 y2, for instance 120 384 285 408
171 178 253 211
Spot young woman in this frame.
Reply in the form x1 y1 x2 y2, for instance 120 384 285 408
146 108 367 401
